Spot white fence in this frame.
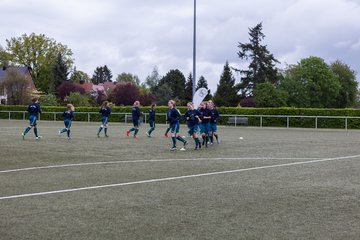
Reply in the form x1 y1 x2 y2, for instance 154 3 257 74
1 110 360 130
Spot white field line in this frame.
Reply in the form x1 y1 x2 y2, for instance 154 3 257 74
0 157 322 174
1 154 359 200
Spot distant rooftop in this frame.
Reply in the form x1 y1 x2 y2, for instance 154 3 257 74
0 66 30 81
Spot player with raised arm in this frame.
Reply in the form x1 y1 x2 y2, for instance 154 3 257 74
184 102 202 150
126 101 142 138
97 101 111 137
167 100 188 151
22 97 42 140
58 104 75 140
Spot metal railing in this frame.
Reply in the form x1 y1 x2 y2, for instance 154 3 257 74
1 110 360 130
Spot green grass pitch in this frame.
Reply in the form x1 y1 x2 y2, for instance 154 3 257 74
1 120 360 239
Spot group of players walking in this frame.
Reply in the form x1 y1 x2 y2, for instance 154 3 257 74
21 98 220 151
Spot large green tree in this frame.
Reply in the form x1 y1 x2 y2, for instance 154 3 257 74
116 72 140 85
3 33 73 92
0 45 9 66
330 60 358 108
254 82 288 107
236 22 279 98
156 69 186 104
70 67 91 83
92 65 113 84
154 82 173 106
213 62 239 107
281 57 341 108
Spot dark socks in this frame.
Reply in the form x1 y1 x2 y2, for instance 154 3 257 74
67 129 71 138
98 127 103 134
134 129 139 136
176 136 186 143
23 127 31 135
34 128 38 137
171 137 176 147
148 127 154 135
104 127 108 136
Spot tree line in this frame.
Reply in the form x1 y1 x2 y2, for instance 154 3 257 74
0 24 358 108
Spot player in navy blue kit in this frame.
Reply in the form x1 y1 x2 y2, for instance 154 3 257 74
198 101 211 147
126 101 142 138
208 100 220 144
146 104 156 137
22 97 42 140
58 104 75 140
97 101 111 137
184 102 202 150
167 100 188 151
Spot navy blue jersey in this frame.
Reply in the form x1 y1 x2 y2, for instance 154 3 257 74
167 108 182 125
199 108 211 123
209 108 219 123
184 109 201 127
149 109 156 121
63 110 74 121
132 106 141 121
27 103 41 116
99 106 111 117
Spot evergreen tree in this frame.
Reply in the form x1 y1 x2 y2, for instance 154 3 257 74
92 65 113 84
196 75 212 101
154 83 173 106
184 73 193 103
53 53 69 90
236 22 279 98
103 65 113 82
156 69 186 104
213 62 239 107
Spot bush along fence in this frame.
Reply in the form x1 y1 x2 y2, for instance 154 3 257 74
1 105 360 129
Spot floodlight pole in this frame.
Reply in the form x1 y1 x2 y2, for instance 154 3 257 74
192 0 197 98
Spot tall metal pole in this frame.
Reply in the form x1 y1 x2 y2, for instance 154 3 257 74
192 0 197 98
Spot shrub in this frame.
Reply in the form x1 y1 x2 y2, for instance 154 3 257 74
40 94 58 106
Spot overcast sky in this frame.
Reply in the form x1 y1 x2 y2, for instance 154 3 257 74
1 0 360 93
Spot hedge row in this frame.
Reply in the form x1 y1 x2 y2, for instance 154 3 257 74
1 105 360 129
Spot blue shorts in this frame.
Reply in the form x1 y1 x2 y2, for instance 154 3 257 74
64 120 72 129
188 124 199 136
170 122 180 134
149 119 155 128
29 115 37 126
200 122 210 134
210 123 217 132
101 116 108 125
133 119 139 127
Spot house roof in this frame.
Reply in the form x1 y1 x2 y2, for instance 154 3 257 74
0 66 30 82
103 81 117 90
93 84 104 92
79 82 94 92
